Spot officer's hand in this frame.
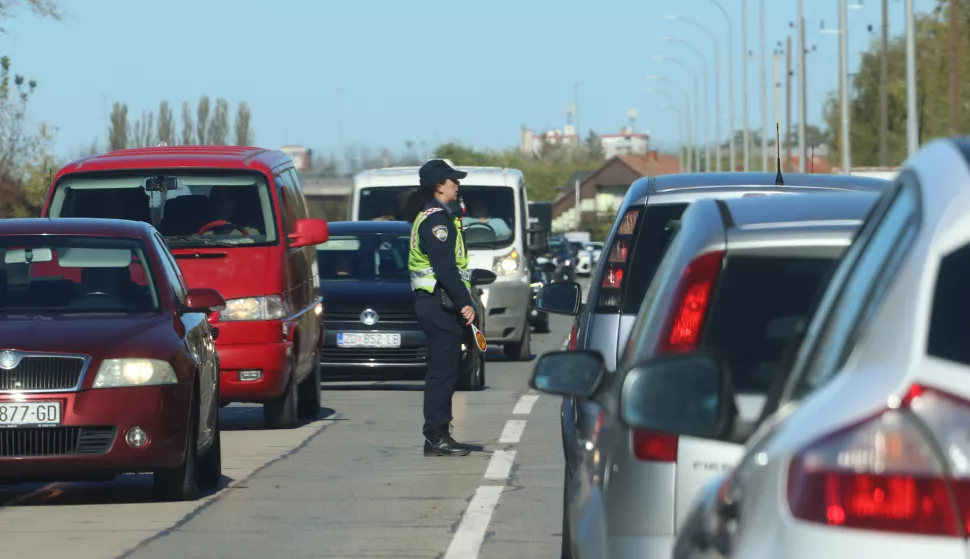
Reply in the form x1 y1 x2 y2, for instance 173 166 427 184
461 305 475 326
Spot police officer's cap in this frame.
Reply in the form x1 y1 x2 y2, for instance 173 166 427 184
419 159 467 187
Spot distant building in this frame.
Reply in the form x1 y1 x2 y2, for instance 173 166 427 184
281 145 312 170
599 128 650 159
519 125 650 160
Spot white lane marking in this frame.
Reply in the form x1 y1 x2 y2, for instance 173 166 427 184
444 486 505 559
484 450 516 480
512 394 539 415
499 419 526 444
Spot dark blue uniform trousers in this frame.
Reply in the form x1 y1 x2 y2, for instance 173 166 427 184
414 291 463 440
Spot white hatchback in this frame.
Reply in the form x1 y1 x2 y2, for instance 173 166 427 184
671 138 970 558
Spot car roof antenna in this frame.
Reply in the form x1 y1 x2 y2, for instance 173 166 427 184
774 122 784 185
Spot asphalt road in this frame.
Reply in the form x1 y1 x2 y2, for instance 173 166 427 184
0 311 577 559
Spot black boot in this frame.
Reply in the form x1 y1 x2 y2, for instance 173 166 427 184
424 432 471 457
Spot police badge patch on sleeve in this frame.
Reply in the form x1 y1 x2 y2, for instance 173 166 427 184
432 225 448 241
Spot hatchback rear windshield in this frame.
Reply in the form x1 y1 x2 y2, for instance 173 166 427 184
702 255 839 393
316 234 411 281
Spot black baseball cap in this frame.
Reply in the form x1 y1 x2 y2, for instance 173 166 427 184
419 159 467 187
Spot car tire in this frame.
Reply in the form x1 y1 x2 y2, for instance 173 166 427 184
196 413 222 489
535 316 551 334
297 358 322 420
457 342 485 391
503 322 531 361
264 364 299 429
154 386 200 502
561 470 573 559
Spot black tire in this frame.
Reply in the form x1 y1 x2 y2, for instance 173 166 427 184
154 386 200 502
503 323 532 361
297 359 322 420
264 365 299 429
562 470 573 559
196 416 222 488
457 344 485 391
535 316 551 334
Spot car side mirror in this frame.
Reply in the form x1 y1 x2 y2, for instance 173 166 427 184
288 218 330 248
619 350 734 440
529 350 605 398
470 268 497 286
536 281 582 315
184 288 226 313
527 226 548 254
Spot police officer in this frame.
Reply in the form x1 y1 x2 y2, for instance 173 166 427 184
406 159 475 457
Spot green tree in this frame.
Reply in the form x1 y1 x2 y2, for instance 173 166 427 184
157 100 175 146
108 102 128 150
207 97 230 145
196 95 210 145
180 100 193 145
234 101 253 145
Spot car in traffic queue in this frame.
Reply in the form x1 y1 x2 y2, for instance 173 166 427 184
316 221 495 390
547 236 576 282
534 190 882 559
42 146 330 430
0 218 225 502
669 141 970 559
537 171 892 556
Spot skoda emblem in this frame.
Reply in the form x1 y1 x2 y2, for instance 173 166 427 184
0 350 22 370
360 309 379 326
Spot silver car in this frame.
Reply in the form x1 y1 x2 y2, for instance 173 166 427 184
533 190 882 558
535 172 890 557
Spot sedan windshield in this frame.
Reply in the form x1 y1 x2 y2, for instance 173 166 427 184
0 236 159 313
47 171 278 249
316 234 411 281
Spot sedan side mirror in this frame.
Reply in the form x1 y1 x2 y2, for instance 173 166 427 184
185 288 226 313
289 218 330 248
536 281 582 315
470 269 497 286
527 226 548 254
529 350 605 398
619 350 734 440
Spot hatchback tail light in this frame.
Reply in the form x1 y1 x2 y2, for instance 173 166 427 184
631 250 725 462
787 384 970 537
593 209 640 313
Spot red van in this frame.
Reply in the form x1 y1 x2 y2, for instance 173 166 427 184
42 146 329 429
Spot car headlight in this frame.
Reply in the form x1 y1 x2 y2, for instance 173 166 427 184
218 295 286 321
93 359 177 389
492 249 520 276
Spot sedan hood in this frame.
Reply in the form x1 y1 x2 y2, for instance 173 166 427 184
0 314 168 357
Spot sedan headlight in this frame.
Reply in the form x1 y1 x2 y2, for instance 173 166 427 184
492 249 520 276
93 359 177 389
219 295 286 322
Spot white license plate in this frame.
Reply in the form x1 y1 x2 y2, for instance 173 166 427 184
337 332 401 348
0 402 61 427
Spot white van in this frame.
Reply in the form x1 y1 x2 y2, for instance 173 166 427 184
350 163 547 360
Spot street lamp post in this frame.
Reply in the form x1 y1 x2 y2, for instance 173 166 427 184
797 0 807 172
647 75 696 172
742 0 750 170
708 0 735 171
759 0 769 172
660 103 689 171
656 45 710 172
652 60 703 171
840 0 852 174
667 16 722 172
905 0 918 156
650 87 693 171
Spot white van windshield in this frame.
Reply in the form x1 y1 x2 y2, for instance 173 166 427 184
358 185 517 248
48 171 278 249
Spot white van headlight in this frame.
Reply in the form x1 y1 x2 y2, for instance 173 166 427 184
219 295 286 321
492 249 519 276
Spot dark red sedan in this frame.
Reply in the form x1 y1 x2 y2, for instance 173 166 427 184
0 218 225 501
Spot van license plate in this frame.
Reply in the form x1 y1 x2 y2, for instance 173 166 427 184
337 333 401 348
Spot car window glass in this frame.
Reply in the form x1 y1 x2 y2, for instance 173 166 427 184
620 203 689 314
154 234 187 303
276 173 295 233
703 256 839 393
927 243 970 365
788 178 921 400
286 169 309 219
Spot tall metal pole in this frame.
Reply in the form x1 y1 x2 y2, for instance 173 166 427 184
710 1 735 171
648 77 694 171
905 0 918 156
759 0 769 171
574 178 580 229
741 0 750 171
797 1 807 172
950 0 960 135
773 51 782 141
879 0 889 165
650 87 693 172
786 35 793 167
840 0 852 174
666 20 721 171
660 46 710 171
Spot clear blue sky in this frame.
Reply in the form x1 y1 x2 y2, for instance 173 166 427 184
3 0 940 159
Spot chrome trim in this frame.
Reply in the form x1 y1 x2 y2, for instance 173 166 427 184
0 351 92 394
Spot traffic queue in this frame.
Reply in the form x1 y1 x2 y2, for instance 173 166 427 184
1 137 968 559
